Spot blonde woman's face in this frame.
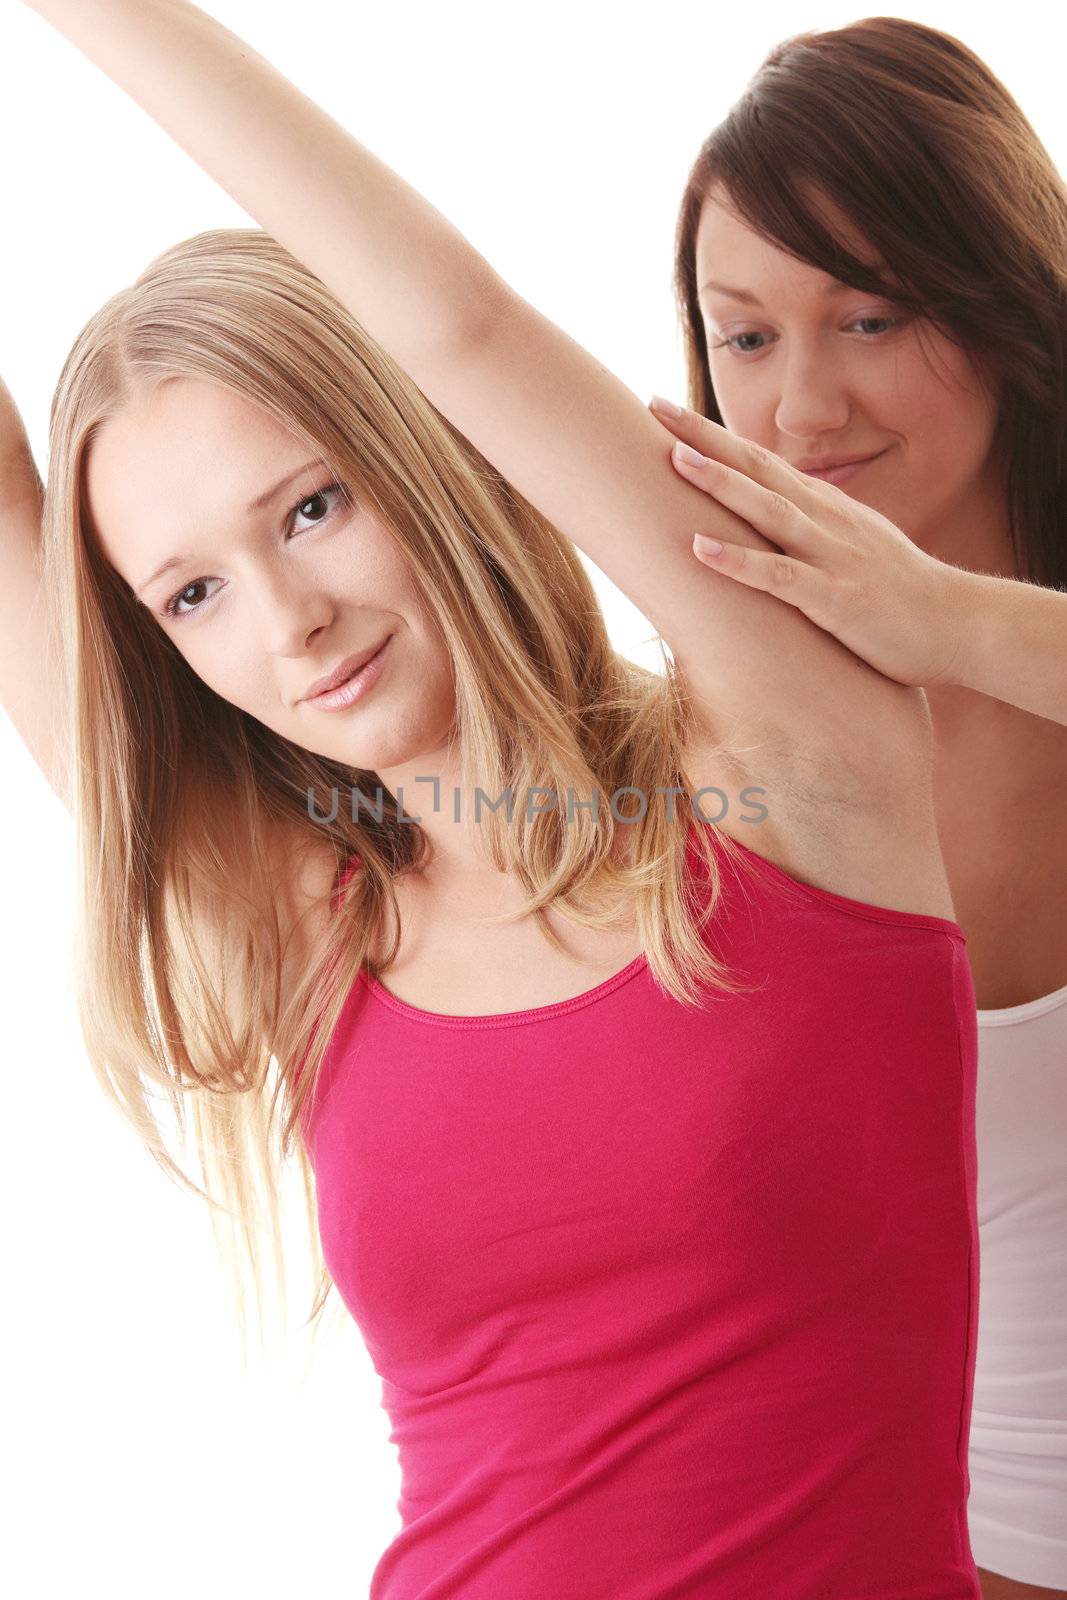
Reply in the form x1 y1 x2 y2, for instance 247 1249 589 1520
693 184 1006 566
88 376 457 771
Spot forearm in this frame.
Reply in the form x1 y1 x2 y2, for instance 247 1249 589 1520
954 568 1067 725
21 0 501 383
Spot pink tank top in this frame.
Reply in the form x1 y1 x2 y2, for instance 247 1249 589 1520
300 820 980 1599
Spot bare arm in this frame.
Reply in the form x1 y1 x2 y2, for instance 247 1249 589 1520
956 572 1067 725
20 0 928 804
0 377 71 812
654 402 1067 727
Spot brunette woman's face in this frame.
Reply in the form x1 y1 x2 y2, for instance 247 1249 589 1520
87 376 457 775
693 184 1006 564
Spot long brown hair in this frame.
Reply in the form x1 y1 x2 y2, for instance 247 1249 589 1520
674 16 1067 590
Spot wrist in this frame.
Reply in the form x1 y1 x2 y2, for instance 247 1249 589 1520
946 566 1009 696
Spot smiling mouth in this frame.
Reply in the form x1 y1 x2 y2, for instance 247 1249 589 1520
801 450 887 477
302 635 393 711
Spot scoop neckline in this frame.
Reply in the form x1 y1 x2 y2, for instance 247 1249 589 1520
362 949 651 1029
356 820 965 1028
976 978 1067 1026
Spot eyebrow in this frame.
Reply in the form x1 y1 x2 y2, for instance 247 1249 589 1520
135 457 328 598
697 278 855 306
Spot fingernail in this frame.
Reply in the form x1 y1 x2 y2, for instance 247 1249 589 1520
650 394 683 417
694 535 723 556
674 441 707 466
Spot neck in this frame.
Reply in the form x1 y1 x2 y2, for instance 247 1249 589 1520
374 745 507 882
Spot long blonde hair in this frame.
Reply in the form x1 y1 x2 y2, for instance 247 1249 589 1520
42 228 761 1357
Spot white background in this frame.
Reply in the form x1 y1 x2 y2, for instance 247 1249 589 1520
0 2 1063 1595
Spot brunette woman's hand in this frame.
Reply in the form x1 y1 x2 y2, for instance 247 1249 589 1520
648 395 975 692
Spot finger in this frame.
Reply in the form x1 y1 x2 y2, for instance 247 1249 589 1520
692 535 832 625
649 395 829 514
672 442 822 560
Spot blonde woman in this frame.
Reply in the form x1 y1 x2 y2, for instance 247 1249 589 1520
4 2 982 1595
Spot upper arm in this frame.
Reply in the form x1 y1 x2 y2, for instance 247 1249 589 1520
415 282 928 804
0 490 73 815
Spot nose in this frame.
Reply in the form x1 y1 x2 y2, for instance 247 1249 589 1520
253 568 335 658
773 339 851 440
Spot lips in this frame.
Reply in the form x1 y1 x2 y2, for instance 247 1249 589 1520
302 638 390 702
795 450 885 473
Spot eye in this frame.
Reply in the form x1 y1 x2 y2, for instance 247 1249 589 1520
290 483 347 534
160 481 349 621
849 314 905 337
710 329 774 357
708 311 909 361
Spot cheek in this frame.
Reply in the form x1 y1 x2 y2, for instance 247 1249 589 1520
890 347 998 485
703 349 763 437
167 624 263 712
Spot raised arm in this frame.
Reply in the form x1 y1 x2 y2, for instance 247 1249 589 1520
21 0 929 805
0 377 71 812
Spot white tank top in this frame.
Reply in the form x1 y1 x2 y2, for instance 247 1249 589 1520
967 979 1067 1587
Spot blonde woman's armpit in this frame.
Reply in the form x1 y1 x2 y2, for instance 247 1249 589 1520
684 692 958 926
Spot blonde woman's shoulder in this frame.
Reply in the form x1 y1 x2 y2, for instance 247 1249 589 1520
270 821 346 928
